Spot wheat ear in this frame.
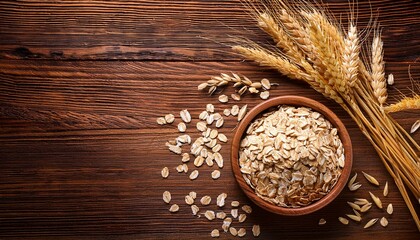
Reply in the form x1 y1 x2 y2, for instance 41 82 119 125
278 9 314 59
257 13 305 63
232 45 343 104
371 35 387 105
343 23 360 87
384 96 420 113
304 12 348 97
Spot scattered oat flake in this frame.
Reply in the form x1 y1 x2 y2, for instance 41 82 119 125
217 133 228 143
252 225 260 237
196 121 207 132
185 195 194 205
362 171 380 186
178 122 187 133
205 210 215 221
211 229 220 238
229 227 238 236
156 117 166 125
231 105 239 116
231 201 240 207
189 191 197 199
200 195 211 205
212 170 221 180
223 108 231 116
169 204 179 213
216 211 226 219
161 167 169 178
163 191 171 204
219 94 228 103
180 109 191 123
176 164 183 173
364 218 379 229
182 164 188 173
238 228 246 237
217 193 227 207
231 208 238 218
387 203 393 215
260 91 269 99
189 170 199 180
318 218 326 225
164 114 175 124
191 205 199 215
181 153 190 163
338 217 349 225
206 104 215 113
242 205 252 214
199 111 208 120
380 217 388 227
239 213 247 223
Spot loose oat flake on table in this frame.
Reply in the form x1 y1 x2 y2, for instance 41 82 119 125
239 105 344 207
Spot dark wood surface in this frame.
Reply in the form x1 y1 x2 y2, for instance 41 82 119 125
0 1 419 239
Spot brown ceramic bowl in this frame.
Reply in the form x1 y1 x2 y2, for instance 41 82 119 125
231 96 352 216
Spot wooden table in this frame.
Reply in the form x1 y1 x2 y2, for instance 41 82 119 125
0 0 419 239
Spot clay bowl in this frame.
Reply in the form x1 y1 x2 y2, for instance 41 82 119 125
231 96 353 216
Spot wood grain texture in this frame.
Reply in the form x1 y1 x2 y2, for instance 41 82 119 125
0 0 419 61
0 0 419 239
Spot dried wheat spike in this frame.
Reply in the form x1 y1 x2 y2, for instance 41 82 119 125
232 45 307 81
257 13 305 63
384 96 420 113
343 23 360 88
304 11 347 97
371 35 387 105
278 9 313 58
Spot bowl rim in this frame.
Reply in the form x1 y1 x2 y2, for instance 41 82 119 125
231 95 353 216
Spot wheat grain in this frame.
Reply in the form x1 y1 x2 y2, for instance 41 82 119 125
364 218 379 229
362 171 380 186
369 191 383 209
410 120 420 134
338 217 349 225
383 181 389 197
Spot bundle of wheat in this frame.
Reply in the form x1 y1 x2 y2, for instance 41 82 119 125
230 0 419 230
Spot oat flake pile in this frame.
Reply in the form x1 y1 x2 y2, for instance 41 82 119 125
239 105 345 207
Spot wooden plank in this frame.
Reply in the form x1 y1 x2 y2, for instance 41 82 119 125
0 0 419 61
0 60 418 238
